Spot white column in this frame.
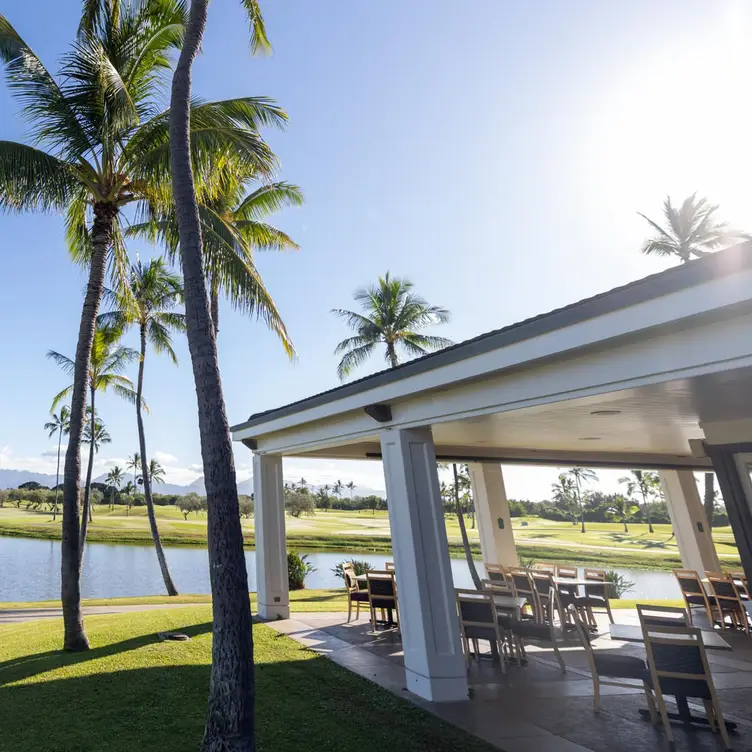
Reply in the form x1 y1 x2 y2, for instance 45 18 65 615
468 463 519 567
659 470 720 574
253 453 289 619
380 427 468 702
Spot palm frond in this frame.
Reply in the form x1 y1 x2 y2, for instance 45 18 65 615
50 384 74 411
239 0 272 55
147 318 178 363
336 342 376 381
46 350 76 375
233 181 303 219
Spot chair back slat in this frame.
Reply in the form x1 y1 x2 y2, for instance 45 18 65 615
637 603 688 629
557 565 577 579
673 569 704 595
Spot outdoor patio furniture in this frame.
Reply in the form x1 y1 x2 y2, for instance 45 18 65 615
384 561 395 571
642 624 733 749
673 569 717 626
573 568 614 628
636 603 688 629
511 587 566 672
366 571 399 631
456 589 509 673
534 563 556 575
609 623 732 651
568 604 655 713
530 570 555 623
727 570 750 600
706 573 751 634
484 563 507 585
343 564 369 623
507 567 537 621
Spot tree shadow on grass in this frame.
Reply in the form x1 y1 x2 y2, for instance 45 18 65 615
0 621 212 687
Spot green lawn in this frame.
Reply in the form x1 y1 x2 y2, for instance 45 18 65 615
0 506 741 570
0 608 495 752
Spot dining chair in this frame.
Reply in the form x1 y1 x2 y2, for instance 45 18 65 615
484 563 507 585
672 569 716 626
568 604 655 713
384 561 395 571
530 570 555 623
727 570 750 600
636 603 688 629
343 564 369 623
574 568 614 628
706 574 750 634
366 571 399 631
642 624 731 750
455 589 508 673
556 565 578 579
511 587 566 672
534 563 556 575
507 567 537 621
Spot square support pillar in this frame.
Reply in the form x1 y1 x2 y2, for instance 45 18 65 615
659 470 720 574
380 427 468 702
468 463 519 568
253 453 289 620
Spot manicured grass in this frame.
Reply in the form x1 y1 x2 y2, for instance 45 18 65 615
1 589 349 611
0 608 495 752
0 507 741 570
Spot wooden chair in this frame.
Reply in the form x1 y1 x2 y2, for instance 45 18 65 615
511 587 566 672
642 624 731 750
574 568 614 628
534 563 556 575
530 570 555 624
568 604 655 714
637 603 688 629
366 571 399 631
728 570 750 600
384 561 395 571
672 569 716 626
556 565 578 579
507 567 537 621
456 589 507 673
484 563 507 585
343 564 369 623
706 573 750 634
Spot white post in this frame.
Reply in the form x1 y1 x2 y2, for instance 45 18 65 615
659 470 720 574
253 453 289 619
468 463 519 567
380 427 468 702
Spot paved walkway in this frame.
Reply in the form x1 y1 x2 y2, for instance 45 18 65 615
0 603 198 624
266 610 752 752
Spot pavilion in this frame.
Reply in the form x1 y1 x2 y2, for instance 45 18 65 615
231 243 752 704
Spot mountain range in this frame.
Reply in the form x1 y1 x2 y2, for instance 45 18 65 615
0 468 383 498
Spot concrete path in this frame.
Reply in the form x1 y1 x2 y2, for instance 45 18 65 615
0 603 200 624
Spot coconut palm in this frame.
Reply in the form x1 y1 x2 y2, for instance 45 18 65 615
333 480 343 499
106 465 123 509
564 467 598 533
619 470 660 534
48 322 139 560
138 458 166 486
83 417 111 453
129 167 301 347
102 256 184 595
127 452 141 488
551 474 578 525
638 193 749 264
346 481 356 499
0 0 285 652
44 406 70 521
608 495 639 533
333 273 453 380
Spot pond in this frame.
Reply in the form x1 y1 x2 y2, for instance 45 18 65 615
0 536 681 603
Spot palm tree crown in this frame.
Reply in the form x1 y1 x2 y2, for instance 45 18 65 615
106 465 124 489
45 406 71 442
83 417 111 453
333 272 452 380
638 193 749 263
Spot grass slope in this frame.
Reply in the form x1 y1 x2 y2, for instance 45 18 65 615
0 507 741 570
0 608 495 752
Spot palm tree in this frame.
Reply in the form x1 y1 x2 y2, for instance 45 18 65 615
102 257 184 596
139 458 166 486
48 322 139 561
129 167 301 346
333 273 453 380
298 477 308 493
333 480 343 500
1 0 283 653
452 464 482 589
638 193 749 264
564 467 598 533
106 465 123 509
608 495 639 533
122 480 136 516
127 452 141 489
44 406 70 521
551 474 578 526
619 470 659 534
346 481 356 499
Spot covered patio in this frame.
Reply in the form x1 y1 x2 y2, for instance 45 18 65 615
232 245 752 744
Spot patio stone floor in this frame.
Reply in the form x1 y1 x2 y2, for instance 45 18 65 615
265 609 752 751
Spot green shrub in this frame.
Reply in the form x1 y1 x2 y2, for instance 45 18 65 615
331 559 374 580
288 552 316 590
605 570 634 599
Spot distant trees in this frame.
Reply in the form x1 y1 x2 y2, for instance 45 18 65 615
285 489 314 518
44 406 70 521
238 495 254 519
619 470 660 533
565 467 598 533
177 492 206 520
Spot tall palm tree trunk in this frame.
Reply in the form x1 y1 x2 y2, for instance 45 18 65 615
386 341 398 368
576 479 586 533
137 324 179 596
641 489 655 533
210 280 219 337
78 385 96 570
53 429 62 522
454 464 481 590
61 203 114 651
171 3 254 749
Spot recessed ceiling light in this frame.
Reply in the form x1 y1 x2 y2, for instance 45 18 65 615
590 409 622 416
579 436 601 441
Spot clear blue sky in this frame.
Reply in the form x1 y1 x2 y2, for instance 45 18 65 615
2 0 751 498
